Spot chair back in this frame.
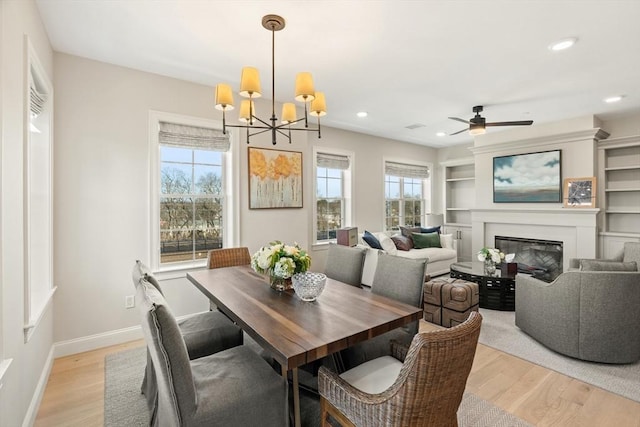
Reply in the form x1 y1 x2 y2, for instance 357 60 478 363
395 311 482 425
623 242 640 264
132 260 163 293
372 252 426 335
324 243 367 287
208 247 251 269
136 280 197 426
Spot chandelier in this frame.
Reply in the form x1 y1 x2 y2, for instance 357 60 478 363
214 14 327 145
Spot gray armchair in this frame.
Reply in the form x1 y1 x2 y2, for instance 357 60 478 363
569 241 640 269
516 247 640 363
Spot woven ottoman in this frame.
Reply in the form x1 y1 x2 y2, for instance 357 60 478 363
424 277 479 327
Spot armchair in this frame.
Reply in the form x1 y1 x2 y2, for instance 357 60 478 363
318 312 482 427
516 259 640 363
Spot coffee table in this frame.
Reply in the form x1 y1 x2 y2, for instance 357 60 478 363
449 261 517 311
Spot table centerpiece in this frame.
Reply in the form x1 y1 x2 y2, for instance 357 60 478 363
251 241 311 291
477 247 505 275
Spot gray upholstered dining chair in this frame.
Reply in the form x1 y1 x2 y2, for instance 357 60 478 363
136 279 289 426
319 312 482 427
324 243 367 287
340 252 427 370
132 260 243 414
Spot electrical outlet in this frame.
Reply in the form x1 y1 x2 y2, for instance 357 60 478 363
125 295 135 309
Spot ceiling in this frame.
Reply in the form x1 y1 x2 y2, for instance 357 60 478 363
35 0 640 148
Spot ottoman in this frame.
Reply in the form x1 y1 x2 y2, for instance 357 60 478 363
424 277 479 327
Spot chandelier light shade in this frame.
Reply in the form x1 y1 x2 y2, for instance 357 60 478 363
214 84 234 111
214 14 326 145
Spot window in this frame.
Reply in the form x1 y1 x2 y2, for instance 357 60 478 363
24 40 55 342
314 150 353 243
384 160 431 231
150 113 235 271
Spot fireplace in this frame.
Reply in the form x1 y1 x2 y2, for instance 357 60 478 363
495 236 563 282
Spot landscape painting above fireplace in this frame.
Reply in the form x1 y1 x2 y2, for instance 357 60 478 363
493 150 562 203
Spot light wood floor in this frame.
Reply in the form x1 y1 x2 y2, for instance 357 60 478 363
34 321 640 427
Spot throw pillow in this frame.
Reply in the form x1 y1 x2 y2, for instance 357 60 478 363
412 232 442 249
579 260 638 272
362 230 383 249
377 233 398 255
439 233 453 249
391 235 413 251
420 226 442 234
399 226 421 238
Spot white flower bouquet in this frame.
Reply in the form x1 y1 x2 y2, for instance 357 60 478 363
251 241 311 285
477 247 505 264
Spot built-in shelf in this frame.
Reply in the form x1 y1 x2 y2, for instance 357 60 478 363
445 177 475 182
446 207 471 211
598 136 640 244
442 157 475 261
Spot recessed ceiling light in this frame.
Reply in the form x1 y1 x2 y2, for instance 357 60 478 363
356 111 368 118
548 37 577 51
604 95 624 103
436 132 446 137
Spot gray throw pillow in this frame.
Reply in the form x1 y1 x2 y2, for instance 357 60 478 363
580 260 638 272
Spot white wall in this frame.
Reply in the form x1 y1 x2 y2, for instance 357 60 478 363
53 53 438 354
0 1 55 426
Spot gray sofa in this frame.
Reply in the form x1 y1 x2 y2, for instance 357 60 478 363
515 242 640 364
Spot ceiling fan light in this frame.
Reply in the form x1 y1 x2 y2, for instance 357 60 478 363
469 123 486 136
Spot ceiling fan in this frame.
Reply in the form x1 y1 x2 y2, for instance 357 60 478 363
449 105 533 136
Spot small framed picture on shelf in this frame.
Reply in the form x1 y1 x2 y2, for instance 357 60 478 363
563 177 596 208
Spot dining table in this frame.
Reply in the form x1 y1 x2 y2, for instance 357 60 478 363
187 265 423 427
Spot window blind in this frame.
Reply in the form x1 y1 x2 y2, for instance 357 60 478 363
317 152 350 170
385 161 430 179
159 121 230 152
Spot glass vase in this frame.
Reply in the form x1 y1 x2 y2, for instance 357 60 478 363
484 259 497 275
269 275 292 291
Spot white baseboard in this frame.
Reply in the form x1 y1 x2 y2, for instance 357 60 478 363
53 312 203 358
22 346 55 427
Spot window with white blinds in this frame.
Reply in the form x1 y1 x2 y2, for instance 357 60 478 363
150 113 235 270
384 160 432 231
314 149 353 243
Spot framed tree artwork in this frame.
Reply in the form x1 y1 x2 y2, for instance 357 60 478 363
248 147 303 209
563 177 596 208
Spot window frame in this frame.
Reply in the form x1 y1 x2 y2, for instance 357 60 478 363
382 158 433 231
312 147 354 247
149 111 238 274
23 38 56 343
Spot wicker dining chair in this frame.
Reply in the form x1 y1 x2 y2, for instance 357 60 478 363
318 311 482 427
207 247 251 269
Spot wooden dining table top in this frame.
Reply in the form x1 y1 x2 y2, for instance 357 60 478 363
187 265 423 371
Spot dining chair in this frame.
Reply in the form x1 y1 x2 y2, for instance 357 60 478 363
319 311 482 427
136 279 289 426
340 252 427 370
207 246 251 269
324 243 367 287
132 260 243 413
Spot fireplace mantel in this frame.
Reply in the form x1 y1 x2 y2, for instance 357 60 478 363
471 208 601 270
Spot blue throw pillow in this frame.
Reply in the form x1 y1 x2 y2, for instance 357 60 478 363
362 230 383 249
420 226 441 234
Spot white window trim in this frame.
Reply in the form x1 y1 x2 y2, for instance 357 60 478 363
23 37 56 343
382 157 433 230
148 111 239 276
312 147 355 249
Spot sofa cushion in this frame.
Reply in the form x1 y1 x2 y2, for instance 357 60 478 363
440 233 454 249
376 233 398 255
412 232 441 249
580 260 638 271
391 235 413 251
362 230 383 249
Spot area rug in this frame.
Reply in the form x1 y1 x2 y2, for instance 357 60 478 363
105 346 531 426
478 308 640 403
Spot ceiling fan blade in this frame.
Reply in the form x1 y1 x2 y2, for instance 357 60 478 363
448 117 471 124
485 120 534 127
449 128 468 136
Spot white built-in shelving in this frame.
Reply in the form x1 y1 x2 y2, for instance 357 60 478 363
441 158 475 261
